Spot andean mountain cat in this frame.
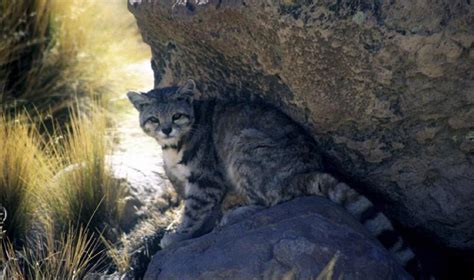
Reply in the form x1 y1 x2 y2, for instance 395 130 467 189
127 80 417 272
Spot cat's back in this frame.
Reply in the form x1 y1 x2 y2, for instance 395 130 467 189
213 101 303 138
211 101 323 171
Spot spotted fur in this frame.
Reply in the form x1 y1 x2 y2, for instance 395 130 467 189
127 80 418 271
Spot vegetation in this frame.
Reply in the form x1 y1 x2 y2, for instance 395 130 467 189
0 114 52 244
0 0 150 277
0 0 148 118
0 108 125 276
1 225 104 279
0 0 53 112
50 108 125 237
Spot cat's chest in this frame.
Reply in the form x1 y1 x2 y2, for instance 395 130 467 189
162 148 191 181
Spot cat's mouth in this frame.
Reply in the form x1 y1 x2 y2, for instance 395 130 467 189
163 136 176 142
158 131 176 140
159 136 175 142
157 135 179 146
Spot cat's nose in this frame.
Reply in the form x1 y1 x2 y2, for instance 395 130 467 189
162 127 172 135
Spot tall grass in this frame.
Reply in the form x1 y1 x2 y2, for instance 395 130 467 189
0 109 127 276
51 109 125 237
0 109 126 245
1 225 104 279
0 0 146 238
1 0 150 275
1 0 149 118
0 114 52 244
0 0 52 105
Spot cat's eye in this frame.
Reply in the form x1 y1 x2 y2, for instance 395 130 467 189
147 117 160 124
172 113 189 124
172 113 183 121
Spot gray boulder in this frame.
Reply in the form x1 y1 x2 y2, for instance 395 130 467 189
144 197 411 280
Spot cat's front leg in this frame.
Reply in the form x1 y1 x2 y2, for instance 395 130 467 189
160 179 224 248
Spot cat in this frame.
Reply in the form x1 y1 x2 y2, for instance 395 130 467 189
127 79 418 272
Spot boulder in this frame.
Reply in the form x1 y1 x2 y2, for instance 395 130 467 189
128 0 474 274
144 197 411 280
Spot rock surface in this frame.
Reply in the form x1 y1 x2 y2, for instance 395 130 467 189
144 197 411 280
128 0 473 257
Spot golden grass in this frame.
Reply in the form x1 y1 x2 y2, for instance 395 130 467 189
0 113 52 244
0 108 127 276
0 0 146 238
50 108 126 236
1 224 104 279
1 0 149 118
0 0 151 275
0 109 126 241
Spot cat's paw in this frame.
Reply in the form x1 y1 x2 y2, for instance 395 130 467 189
160 231 192 249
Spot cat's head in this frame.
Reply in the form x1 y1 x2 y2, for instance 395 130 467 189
127 79 196 146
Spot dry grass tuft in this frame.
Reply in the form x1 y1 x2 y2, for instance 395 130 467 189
1 224 104 279
0 108 127 276
50 108 126 236
0 113 52 244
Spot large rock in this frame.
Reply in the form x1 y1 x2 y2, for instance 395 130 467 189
128 0 473 275
144 197 410 280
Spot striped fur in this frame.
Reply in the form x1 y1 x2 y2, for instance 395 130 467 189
127 80 419 273
294 173 416 267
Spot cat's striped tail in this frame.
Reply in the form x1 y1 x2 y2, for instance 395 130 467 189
294 172 420 275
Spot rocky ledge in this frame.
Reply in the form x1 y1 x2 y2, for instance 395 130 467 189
145 197 411 280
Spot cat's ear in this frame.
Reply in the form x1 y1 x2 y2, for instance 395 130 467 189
176 79 196 103
127 91 151 111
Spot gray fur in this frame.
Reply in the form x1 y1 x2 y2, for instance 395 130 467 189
128 80 417 268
